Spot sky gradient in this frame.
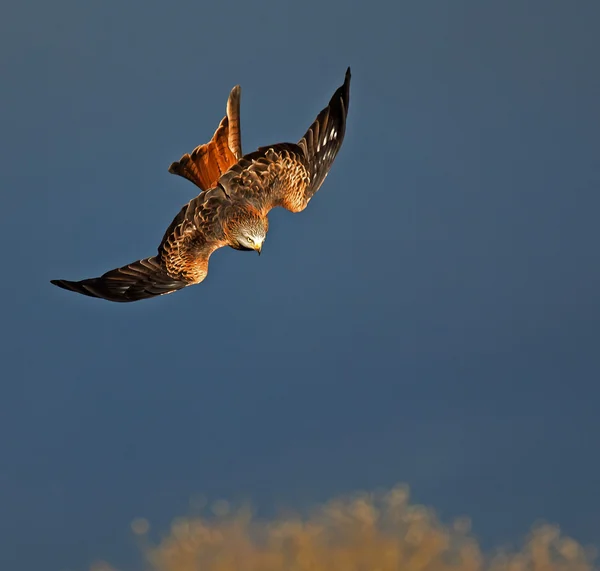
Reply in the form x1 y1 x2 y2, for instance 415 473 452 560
1 1 599 570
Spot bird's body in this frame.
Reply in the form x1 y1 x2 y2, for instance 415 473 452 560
51 68 351 302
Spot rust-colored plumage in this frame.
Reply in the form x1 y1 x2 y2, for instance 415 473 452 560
51 68 351 302
168 85 242 191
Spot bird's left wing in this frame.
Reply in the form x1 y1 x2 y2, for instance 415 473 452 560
218 68 351 214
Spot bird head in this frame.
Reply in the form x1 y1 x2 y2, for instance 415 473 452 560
227 207 268 255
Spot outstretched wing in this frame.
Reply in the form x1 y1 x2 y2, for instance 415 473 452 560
296 66 351 200
51 188 230 303
169 85 243 191
218 68 350 214
51 257 189 303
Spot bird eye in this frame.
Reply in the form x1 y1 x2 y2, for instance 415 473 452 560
247 237 254 244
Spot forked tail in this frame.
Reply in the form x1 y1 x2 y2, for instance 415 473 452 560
168 85 243 191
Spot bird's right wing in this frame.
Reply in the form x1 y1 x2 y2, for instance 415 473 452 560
51 188 230 303
169 86 243 191
51 257 190 303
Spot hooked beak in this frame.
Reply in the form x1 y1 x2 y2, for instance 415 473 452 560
256 244 262 256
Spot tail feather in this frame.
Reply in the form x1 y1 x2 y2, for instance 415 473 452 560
226 84 242 159
169 85 242 191
51 256 189 303
297 67 351 199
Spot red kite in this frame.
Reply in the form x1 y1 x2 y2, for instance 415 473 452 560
51 68 351 302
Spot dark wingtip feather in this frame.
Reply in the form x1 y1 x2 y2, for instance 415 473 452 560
297 68 351 198
51 277 134 302
51 279 83 293
50 257 188 303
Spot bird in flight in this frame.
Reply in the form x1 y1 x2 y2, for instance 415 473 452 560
51 68 351 302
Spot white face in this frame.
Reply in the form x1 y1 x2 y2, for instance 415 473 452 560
237 229 266 253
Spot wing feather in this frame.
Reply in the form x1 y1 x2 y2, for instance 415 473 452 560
297 67 350 199
51 69 351 303
51 188 229 302
50 257 188 303
218 68 351 213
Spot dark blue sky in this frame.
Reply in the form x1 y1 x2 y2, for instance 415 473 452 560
2 1 600 569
